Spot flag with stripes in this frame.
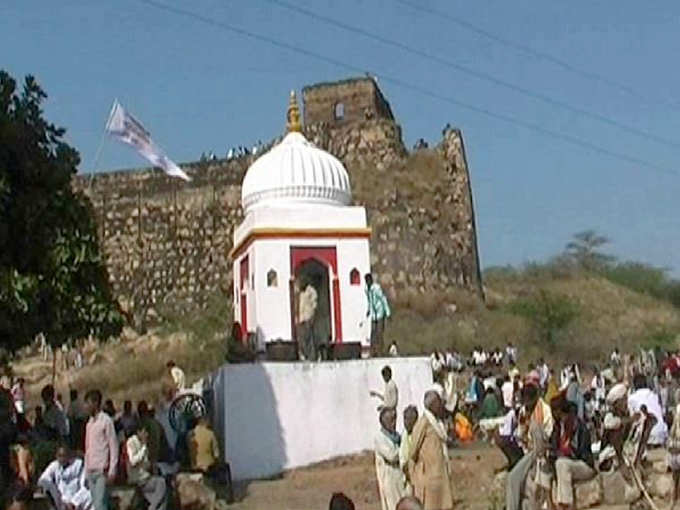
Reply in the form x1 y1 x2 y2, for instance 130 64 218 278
105 100 191 181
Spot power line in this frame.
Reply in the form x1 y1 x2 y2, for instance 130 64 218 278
394 0 680 113
136 0 679 178
263 0 680 151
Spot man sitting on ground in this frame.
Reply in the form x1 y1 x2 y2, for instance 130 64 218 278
187 416 234 504
38 443 92 510
126 424 167 510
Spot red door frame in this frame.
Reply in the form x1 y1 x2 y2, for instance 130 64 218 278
239 255 249 340
290 246 342 343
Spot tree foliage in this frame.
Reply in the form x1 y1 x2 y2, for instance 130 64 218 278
0 70 122 352
565 229 615 271
508 290 579 346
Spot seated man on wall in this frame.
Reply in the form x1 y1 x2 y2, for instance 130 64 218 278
188 416 233 504
38 443 92 510
126 424 168 510
550 400 595 510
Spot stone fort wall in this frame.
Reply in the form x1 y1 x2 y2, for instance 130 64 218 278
73 80 482 329
302 77 394 127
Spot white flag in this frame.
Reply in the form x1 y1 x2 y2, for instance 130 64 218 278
105 100 191 181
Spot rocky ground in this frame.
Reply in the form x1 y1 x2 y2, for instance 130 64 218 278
227 443 504 510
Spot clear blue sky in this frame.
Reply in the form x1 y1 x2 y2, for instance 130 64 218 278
3 1 679 274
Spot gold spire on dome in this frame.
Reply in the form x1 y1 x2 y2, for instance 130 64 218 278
286 90 302 133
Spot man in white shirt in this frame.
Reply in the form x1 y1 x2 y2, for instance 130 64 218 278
38 444 92 510
538 359 549 389
501 376 514 411
126 425 168 510
370 366 398 411
166 361 185 392
628 374 667 446
494 407 523 470
374 407 406 510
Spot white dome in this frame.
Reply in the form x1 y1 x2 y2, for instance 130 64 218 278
241 131 352 212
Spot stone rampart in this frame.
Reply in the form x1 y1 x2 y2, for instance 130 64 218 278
73 117 482 328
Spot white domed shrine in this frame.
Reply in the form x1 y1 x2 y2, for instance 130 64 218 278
231 91 372 356
241 131 352 212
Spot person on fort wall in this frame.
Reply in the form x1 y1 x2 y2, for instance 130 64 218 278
365 274 391 357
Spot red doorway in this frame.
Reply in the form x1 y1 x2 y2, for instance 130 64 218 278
239 256 249 340
290 247 342 343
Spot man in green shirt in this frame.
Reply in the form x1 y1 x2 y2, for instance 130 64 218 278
365 274 391 357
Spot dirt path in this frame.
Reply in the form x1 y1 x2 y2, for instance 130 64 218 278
229 443 504 510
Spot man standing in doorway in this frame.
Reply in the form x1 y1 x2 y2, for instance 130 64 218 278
365 274 391 357
298 276 319 361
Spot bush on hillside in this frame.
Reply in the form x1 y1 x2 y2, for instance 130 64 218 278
600 262 680 308
507 290 579 347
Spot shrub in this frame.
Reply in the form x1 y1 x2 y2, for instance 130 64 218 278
507 290 579 347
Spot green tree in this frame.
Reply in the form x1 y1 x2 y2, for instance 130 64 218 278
565 229 615 271
508 290 579 346
0 71 122 352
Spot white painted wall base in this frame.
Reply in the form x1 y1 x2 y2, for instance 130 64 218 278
208 357 433 481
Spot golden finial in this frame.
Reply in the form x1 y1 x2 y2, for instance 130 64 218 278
286 90 302 133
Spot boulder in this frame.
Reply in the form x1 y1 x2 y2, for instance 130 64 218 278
645 472 673 500
646 448 667 463
176 474 216 510
601 470 641 505
652 460 669 474
575 477 603 509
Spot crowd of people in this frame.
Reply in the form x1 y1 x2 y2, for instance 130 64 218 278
0 360 232 510
365 345 680 510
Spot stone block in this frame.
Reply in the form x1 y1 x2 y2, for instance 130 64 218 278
601 470 641 505
645 472 673 500
646 448 666 463
575 476 602 509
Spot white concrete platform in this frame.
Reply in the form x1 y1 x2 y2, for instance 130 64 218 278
208 357 432 480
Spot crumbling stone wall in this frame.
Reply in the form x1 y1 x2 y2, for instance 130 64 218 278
302 77 394 127
73 115 482 327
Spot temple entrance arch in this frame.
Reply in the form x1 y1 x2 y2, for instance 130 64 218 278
290 247 343 350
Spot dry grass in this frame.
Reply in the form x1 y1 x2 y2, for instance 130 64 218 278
13 265 680 406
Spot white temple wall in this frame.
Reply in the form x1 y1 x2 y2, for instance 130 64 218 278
233 205 368 247
253 240 292 342
336 239 371 344
242 237 371 344
209 357 433 481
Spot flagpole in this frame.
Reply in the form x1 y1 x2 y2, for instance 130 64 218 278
88 99 117 191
